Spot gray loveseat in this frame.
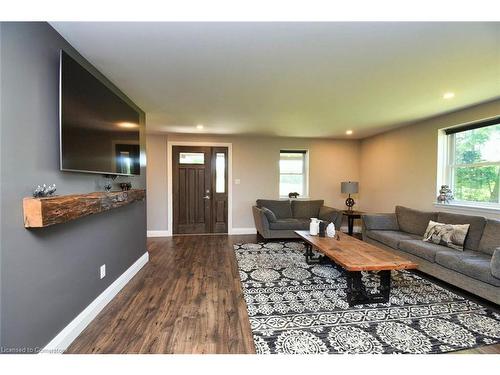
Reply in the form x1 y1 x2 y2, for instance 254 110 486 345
362 206 500 305
253 199 343 240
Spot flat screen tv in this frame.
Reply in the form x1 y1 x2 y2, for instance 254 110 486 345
60 50 141 176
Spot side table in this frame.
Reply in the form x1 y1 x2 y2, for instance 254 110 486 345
342 210 364 236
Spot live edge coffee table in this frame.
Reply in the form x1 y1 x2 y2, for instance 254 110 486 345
295 230 418 307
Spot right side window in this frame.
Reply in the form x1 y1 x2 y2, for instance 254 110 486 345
446 122 500 206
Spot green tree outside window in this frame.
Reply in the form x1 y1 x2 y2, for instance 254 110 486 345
452 124 500 204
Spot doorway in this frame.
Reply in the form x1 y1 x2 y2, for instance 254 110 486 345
172 145 229 234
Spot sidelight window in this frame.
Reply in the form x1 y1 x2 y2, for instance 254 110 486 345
215 153 225 193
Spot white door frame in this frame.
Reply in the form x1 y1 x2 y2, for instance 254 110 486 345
167 141 233 235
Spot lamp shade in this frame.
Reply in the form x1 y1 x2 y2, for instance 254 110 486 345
341 181 359 194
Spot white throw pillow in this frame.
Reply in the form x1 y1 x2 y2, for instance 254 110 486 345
423 220 470 251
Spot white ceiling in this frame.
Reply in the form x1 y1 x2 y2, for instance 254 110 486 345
51 22 500 138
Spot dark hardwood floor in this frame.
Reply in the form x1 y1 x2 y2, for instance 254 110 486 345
67 235 257 354
66 234 500 354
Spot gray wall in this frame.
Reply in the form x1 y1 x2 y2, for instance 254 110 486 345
0 22 147 351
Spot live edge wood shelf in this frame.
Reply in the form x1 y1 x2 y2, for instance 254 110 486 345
23 189 146 228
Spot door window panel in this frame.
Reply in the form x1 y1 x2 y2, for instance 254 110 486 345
179 152 205 164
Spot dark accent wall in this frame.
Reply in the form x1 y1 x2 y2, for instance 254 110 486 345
0 22 147 351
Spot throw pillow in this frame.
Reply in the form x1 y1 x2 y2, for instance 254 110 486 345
261 207 277 222
423 220 470 251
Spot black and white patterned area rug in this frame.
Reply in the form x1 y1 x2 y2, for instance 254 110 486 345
234 241 500 354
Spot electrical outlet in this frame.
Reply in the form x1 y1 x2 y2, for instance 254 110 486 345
100 264 106 279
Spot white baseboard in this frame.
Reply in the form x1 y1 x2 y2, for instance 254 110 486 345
148 227 359 236
40 251 149 354
231 227 257 235
148 228 257 236
147 230 172 237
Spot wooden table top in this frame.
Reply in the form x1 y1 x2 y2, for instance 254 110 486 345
342 210 364 216
295 230 418 272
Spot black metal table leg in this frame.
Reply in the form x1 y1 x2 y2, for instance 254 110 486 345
305 243 312 263
346 272 366 306
346 272 355 306
348 216 354 236
346 270 392 306
379 270 391 301
304 242 326 264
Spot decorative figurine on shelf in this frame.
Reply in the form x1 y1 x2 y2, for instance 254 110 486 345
288 192 300 199
437 185 454 204
102 174 117 192
119 182 132 191
33 184 57 198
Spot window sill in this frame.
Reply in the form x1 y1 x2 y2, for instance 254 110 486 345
433 202 500 216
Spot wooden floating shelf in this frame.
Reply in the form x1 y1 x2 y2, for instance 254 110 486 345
23 189 146 228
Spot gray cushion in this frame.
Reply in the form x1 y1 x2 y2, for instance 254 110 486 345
396 206 438 236
363 213 399 231
437 212 486 251
256 199 292 219
261 207 277 222
268 218 310 230
435 250 500 286
478 219 500 255
319 206 343 231
399 239 448 262
366 230 421 249
319 206 340 222
292 200 324 219
492 249 500 279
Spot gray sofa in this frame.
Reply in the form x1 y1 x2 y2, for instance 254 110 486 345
362 206 500 305
253 199 343 239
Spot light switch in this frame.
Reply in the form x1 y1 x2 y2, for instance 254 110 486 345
234 179 241 185
100 264 106 279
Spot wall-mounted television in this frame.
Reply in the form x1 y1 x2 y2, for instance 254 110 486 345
59 50 141 176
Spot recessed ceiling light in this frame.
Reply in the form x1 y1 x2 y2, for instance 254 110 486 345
117 122 138 128
196 124 204 130
346 130 353 135
443 92 455 99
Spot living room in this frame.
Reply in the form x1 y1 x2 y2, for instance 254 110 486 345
1 1 499 373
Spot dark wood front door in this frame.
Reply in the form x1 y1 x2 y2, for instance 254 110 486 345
172 146 228 234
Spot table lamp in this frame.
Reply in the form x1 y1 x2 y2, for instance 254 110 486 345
341 181 358 211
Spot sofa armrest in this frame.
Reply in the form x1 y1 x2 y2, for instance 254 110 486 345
362 213 400 231
491 248 500 279
252 206 270 237
319 206 343 231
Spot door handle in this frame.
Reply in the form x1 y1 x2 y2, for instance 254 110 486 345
203 195 210 200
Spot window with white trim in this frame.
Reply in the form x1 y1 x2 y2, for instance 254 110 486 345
443 118 500 207
279 150 309 198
